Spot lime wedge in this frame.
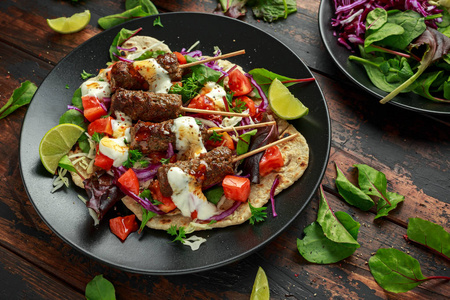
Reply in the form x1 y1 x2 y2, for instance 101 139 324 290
47 10 91 34
268 78 309 120
39 124 85 174
250 267 270 300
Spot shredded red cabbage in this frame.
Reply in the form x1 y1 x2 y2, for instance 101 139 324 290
112 52 135 63
102 97 111 110
203 201 242 222
332 0 443 50
116 180 165 215
245 73 268 111
117 46 137 52
67 105 83 114
270 176 280 217
132 164 160 182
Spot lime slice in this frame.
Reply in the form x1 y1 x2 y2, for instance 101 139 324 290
47 10 91 34
268 78 309 120
39 124 85 174
250 267 270 300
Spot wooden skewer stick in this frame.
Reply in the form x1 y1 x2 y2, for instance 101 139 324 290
181 107 249 117
179 50 246 69
232 133 299 163
207 121 277 133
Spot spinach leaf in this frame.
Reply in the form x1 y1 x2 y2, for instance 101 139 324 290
335 164 375 211
85 274 116 300
380 10 426 50
354 164 392 205
406 218 450 261
236 129 257 155
125 0 158 14
204 185 224 205
316 186 360 247
369 248 450 293
98 6 149 30
59 109 87 129
248 68 308 96
297 211 360 264
374 191 404 219
412 71 450 102
109 28 142 61
71 88 83 109
185 55 222 84
58 155 77 173
249 0 297 22
0 81 37 120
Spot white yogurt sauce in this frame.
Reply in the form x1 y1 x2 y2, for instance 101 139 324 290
133 58 172 93
171 116 206 159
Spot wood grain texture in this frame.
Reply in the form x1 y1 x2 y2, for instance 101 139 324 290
0 0 448 299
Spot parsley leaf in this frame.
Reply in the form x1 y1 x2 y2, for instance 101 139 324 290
160 158 170 164
231 97 247 113
167 225 186 243
139 207 157 233
169 73 203 102
123 149 146 168
81 70 95 80
153 16 163 27
249 203 267 225
91 132 104 143
209 130 223 142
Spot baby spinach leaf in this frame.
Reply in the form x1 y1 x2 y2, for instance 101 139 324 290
71 88 83 109
316 186 360 247
59 109 87 129
85 274 116 300
58 155 77 173
109 28 142 61
0 81 37 120
406 218 450 261
236 129 257 155
412 71 450 102
185 55 222 84
365 23 404 50
335 164 375 211
98 6 149 30
250 0 297 23
369 248 450 293
374 191 404 219
204 185 224 205
248 68 306 96
366 8 387 31
126 0 158 14
354 164 394 205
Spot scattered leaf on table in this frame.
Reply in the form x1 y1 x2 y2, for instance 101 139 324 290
407 217 450 261
374 191 404 219
0 81 37 119
316 186 360 247
335 163 375 211
85 274 116 300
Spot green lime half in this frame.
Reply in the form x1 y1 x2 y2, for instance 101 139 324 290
250 267 270 300
39 123 84 174
268 78 309 120
47 10 91 34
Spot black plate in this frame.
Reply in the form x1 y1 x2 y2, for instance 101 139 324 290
19 12 330 275
319 0 450 115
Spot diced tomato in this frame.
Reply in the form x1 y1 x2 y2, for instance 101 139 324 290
88 116 113 136
118 169 140 195
205 127 235 151
149 180 177 213
173 51 187 65
109 215 139 242
191 210 198 220
228 69 252 96
82 95 107 122
94 151 114 171
259 146 284 176
188 95 223 123
232 96 256 116
222 175 251 202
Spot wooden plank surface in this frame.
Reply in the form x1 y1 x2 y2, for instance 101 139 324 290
0 0 448 299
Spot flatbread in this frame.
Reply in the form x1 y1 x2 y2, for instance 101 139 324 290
122 123 309 231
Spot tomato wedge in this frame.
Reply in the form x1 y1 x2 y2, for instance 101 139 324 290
259 146 284 176
88 116 113 136
187 95 223 123
118 169 140 195
228 69 252 96
173 51 187 65
233 96 256 116
206 127 235 151
94 151 114 171
222 175 251 202
149 180 177 213
82 95 107 122
109 215 139 242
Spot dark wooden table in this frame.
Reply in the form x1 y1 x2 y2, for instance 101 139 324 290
0 1 449 299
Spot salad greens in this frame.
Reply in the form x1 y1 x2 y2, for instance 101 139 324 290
217 0 297 22
98 0 158 30
0 81 37 120
85 275 116 300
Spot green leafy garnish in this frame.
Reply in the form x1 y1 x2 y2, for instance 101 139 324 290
160 157 170 164
231 97 247 113
139 207 157 233
98 0 158 30
249 203 267 225
123 149 147 168
369 248 450 293
406 217 450 261
81 70 95 80
203 186 224 205
169 73 203 102
209 130 223 142
91 132 104 143
167 225 186 243
71 88 83 109
57 155 77 173
248 68 313 96
236 129 257 156
153 16 163 27
208 220 218 225
0 81 37 120
134 50 166 61
65 84 70 89
109 28 142 61
85 274 116 300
